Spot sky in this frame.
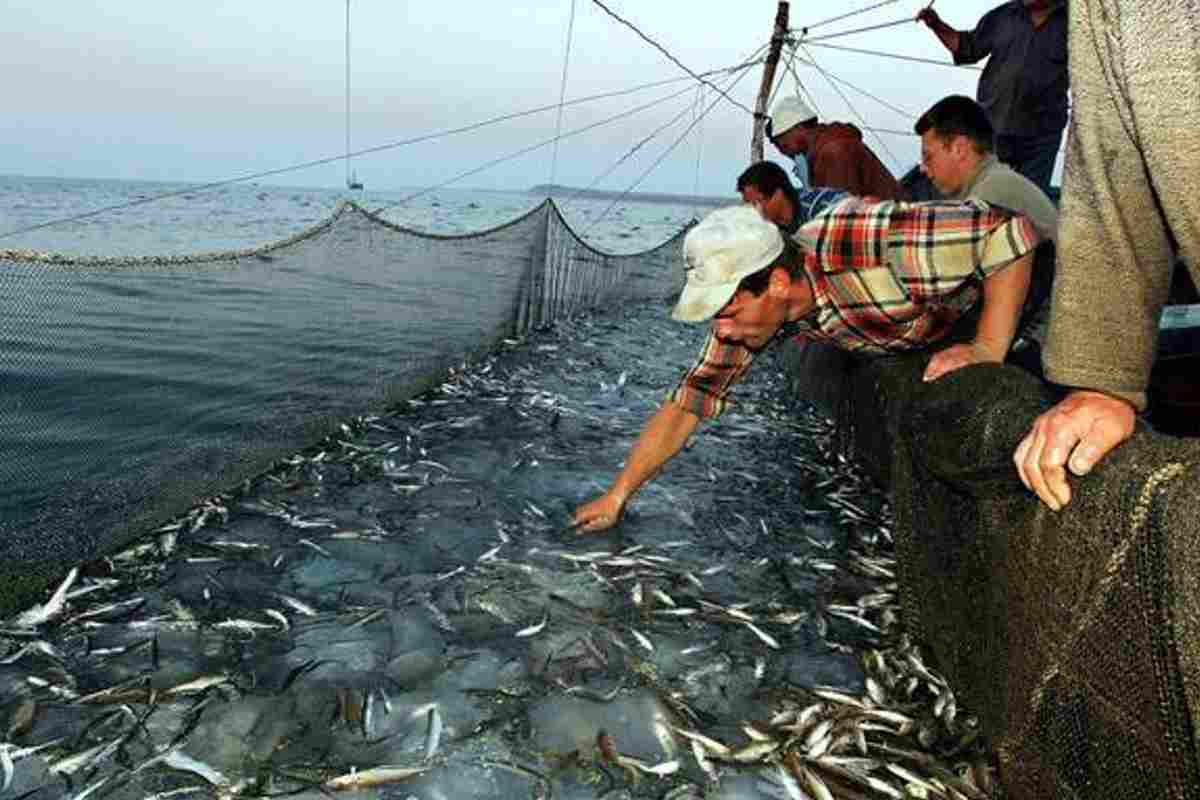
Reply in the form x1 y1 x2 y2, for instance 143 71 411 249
0 1 1046 196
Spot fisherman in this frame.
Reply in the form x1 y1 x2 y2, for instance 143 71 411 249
573 200 1041 532
916 94 1059 366
735 161 847 236
1013 0 1200 511
917 1 1068 195
766 96 902 200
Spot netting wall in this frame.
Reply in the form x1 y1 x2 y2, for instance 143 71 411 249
783 340 1200 799
0 200 686 616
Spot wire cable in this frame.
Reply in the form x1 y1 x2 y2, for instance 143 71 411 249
563 47 759 208
788 46 917 120
806 40 980 70
589 0 758 117
0 59 763 241
793 16 917 43
548 0 579 189
799 0 899 33
798 42 904 171
583 56 760 237
372 81 706 214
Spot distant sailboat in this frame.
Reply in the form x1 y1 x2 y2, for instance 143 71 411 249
345 0 363 191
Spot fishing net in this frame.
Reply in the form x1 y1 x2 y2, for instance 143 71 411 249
0 200 686 617
788 340 1200 797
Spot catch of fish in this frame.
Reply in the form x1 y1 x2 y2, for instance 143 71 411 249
1 306 997 798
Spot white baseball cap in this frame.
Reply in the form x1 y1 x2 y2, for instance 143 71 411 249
769 96 818 139
671 206 785 323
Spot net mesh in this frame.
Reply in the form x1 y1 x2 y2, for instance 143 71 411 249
0 199 687 616
788 342 1200 798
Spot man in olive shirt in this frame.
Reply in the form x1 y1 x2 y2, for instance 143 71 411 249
916 95 1058 358
917 1 1068 194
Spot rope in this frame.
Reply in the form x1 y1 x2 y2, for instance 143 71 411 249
799 0 899 33
788 47 918 120
806 41 980 71
794 15 917 43
691 84 705 220
589 0 758 117
374 81 706 214
583 56 760 237
548 0 579 189
0 61 763 242
783 54 824 125
564 45 758 208
798 42 905 172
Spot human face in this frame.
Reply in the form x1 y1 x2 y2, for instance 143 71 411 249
771 126 809 158
919 130 968 196
739 187 793 227
711 266 789 351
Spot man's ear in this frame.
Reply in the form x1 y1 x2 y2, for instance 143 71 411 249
768 263 792 296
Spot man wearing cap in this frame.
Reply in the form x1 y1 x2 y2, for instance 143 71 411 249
917 1 1067 195
573 200 1041 533
767 96 902 200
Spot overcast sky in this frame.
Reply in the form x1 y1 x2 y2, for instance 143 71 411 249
1 1 1039 195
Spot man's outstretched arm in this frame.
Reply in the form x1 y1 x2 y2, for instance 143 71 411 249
573 401 700 533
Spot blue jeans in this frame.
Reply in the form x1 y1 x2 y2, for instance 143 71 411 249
997 130 1065 195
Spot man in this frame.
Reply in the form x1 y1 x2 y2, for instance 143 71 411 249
917 1 1068 195
917 94 1059 362
766 96 902 200
735 161 848 236
573 201 1040 532
916 95 1057 240
1013 0 1200 511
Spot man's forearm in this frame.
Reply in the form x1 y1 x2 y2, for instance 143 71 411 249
925 18 960 54
975 253 1033 358
610 401 700 502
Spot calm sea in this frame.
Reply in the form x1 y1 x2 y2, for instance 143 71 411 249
0 174 722 256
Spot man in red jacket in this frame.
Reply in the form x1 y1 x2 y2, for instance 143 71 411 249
767 96 902 200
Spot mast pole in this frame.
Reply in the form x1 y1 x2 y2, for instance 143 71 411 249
750 2 790 163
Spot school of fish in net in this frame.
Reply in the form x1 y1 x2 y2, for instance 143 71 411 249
2 304 1000 800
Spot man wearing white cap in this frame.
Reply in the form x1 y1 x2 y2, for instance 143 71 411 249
767 96 902 200
573 200 1041 533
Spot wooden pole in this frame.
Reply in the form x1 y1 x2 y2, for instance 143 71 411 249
750 2 790 163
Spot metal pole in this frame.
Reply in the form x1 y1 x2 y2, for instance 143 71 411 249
750 2 790 162
345 0 351 187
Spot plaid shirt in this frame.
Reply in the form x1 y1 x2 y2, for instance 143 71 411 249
670 198 1042 419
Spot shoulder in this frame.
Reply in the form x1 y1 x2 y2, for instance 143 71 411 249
972 163 1058 233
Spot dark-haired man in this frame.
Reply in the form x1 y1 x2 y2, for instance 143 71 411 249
573 201 1041 532
767 96 902 200
917 1 1067 194
917 95 1059 360
916 95 1057 239
735 161 848 236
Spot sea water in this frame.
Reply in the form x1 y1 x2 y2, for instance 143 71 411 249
0 174 719 257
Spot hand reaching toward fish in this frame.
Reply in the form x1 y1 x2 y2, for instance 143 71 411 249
573 491 627 533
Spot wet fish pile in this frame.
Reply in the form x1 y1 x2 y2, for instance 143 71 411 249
2 304 998 799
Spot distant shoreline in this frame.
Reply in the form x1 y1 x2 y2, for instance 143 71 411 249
529 184 731 207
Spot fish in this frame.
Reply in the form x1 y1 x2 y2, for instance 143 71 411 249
424 705 443 760
322 766 428 791
743 621 780 649
13 566 79 628
515 611 548 638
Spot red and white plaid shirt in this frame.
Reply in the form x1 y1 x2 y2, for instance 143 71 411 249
669 197 1042 419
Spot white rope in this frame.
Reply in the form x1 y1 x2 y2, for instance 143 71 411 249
548 0 579 190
